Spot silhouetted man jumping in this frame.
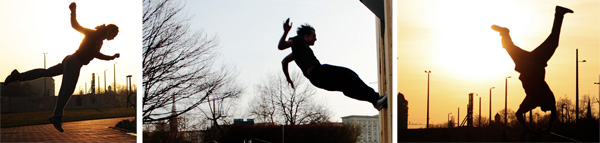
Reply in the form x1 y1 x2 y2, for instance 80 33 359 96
278 18 387 111
3 2 120 132
491 6 573 132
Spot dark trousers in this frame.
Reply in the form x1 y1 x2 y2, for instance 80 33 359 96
307 64 379 105
18 55 83 117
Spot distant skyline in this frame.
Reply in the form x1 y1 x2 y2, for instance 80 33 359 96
397 0 599 127
0 0 141 95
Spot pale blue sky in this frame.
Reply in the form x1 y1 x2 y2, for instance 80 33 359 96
183 0 384 122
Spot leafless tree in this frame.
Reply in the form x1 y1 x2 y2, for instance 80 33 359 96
496 108 517 127
142 0 241 123
249 71 332 125
473 115 489 127
196 68 242 130
557 95 575 123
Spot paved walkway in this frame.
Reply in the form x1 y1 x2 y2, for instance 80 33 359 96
1 117 136 142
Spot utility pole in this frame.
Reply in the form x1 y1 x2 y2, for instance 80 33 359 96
43 52 48 96
576 49 586 121
104 69 107 93
425 70 431 128
505 76 511 126
458 107 460 127
114 62 117 95
595 74 599 118
489 87 495 125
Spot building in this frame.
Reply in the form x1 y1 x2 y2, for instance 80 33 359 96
1 77 55 97
341 115 379 143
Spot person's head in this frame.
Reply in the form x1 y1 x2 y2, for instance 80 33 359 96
297 24 316 45
95 24 119 40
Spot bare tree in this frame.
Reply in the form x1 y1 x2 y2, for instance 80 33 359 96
196 68 242 130
496 108 517 127
142 0 241 123
249 71 332 125
473 115 489 127
557 95 574 123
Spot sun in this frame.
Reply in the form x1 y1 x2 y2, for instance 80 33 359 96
429 1 517 81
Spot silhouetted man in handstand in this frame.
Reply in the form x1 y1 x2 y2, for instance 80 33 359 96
3 2 120 132
278 18 387 110
491 6 573 132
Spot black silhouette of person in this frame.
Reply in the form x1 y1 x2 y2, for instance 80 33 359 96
491 6 573 132
3 2 120 132
278 18 387 110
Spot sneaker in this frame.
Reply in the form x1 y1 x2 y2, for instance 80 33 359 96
3 69 20 86
491 25 509 34
556 6 574 14
374 94 388 111
49 116 64 132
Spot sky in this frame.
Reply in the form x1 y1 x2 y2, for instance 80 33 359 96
397 0 600 127
0 0 141 95
183 0 383 122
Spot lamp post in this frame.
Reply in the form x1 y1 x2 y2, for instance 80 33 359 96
448 113 452 128
505 76 511 126
479 94 481 127
489 87 495 125
425 70 431 128
43 52 48 96
104 69 107 93
595 74 599 118
114 62 117 95
576 49 586 121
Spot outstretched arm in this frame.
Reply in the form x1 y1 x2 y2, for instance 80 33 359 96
278 18 293 50
69 2 94 35
281 53 295 88
96 53 120 61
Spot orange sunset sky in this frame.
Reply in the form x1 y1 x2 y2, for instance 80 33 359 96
397 0 599 127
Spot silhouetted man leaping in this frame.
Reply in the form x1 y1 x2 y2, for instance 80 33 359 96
491 6 573 132
3 2 120 132
278 18 387 111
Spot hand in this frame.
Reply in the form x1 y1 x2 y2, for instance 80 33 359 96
286 78 295 89
283 18 292 33
69 2 76 12
113 53 120 59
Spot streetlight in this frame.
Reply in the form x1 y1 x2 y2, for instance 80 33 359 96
489 87 495 125
505 76 511 126
425 70 431 128
478 94 481 127
448 113 452 128
114 62 117 95
104 69 107 93
576 49 586 121
43 52 48 96
562 104 566 123
595 74 599 118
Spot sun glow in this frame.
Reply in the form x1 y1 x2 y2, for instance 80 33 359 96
428 1 524 81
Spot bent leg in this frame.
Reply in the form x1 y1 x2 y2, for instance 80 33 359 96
53 56 82 118
516 106 531 132
333 66 379 105
17 63 64 81
310 65 379 105
532 6 572 62
492 25 529 65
